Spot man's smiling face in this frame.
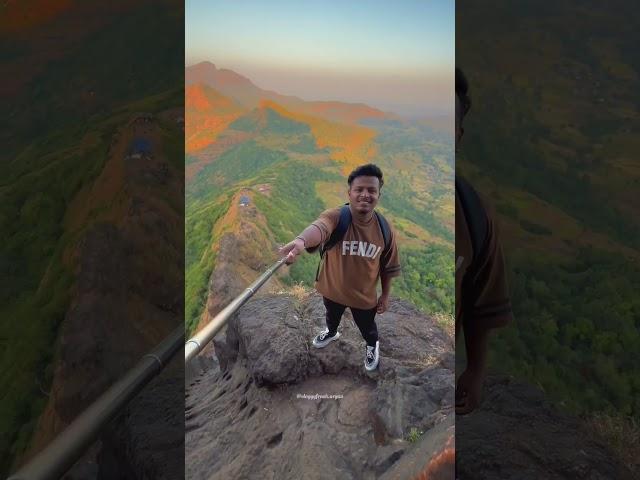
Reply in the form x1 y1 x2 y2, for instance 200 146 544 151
348 175 380 214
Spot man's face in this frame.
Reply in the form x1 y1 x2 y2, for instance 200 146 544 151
455 93 464 150
348 175 380 214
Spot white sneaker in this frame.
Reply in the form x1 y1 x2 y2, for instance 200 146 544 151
364 341 380 371
312 328 341 348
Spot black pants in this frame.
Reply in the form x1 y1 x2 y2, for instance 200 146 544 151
323 296 378 347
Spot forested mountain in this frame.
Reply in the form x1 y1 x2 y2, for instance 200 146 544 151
457 0 640 418
0 2 183 474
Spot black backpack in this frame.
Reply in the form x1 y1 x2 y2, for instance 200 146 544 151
314 203 391 281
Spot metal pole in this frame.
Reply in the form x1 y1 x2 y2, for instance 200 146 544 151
185 257 286 364
8 327 184 480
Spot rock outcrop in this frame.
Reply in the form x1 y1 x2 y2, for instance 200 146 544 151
197 191 285 333
186 292 455 480
456 375 636 480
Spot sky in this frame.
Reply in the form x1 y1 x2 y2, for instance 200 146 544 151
186 0 454 117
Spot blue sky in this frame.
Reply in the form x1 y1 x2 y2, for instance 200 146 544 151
186 0 454 116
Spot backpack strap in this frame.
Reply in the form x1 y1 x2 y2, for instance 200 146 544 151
456 176 490 319
315 204 351 280
374 210 392 271
455 176 489 272
320 204 351 258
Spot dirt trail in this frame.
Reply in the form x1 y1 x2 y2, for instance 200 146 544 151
196 189 284 334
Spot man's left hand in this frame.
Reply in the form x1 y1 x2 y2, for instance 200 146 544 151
376 294 389 314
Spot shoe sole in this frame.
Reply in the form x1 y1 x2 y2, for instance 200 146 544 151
312 332 341 348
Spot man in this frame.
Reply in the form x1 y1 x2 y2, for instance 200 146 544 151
279 163 401 371
455 68 513 414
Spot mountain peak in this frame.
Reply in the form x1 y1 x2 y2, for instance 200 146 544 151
185 63 395 123
191 60 217 70
185 62 256 92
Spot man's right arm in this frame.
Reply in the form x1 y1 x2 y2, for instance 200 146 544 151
297 224 324 249
278 224 323 264
278 209 336 264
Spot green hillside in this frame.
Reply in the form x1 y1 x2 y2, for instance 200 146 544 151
0 3 183 475
229 107 312 135
458 0 640 417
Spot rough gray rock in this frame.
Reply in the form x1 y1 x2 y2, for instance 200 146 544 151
379 415 454 480
189 292 455 480
230 296 310 386
105 361 184 480
456 375 636 480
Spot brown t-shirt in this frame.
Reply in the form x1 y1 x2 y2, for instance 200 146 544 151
312 207 401 309
455 187 513 333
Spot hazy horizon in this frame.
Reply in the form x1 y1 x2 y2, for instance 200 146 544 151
186 0 454 117
186 60 453 118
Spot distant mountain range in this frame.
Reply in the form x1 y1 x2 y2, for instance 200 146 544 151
186 62 394 125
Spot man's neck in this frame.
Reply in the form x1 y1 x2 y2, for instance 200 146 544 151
349 204 374 223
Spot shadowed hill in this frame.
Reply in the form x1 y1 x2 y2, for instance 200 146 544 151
2 1 184 477
11 104 184 475
457 0 640 422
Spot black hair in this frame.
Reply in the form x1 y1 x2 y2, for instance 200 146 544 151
456 68 471 118
347 163 384 189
